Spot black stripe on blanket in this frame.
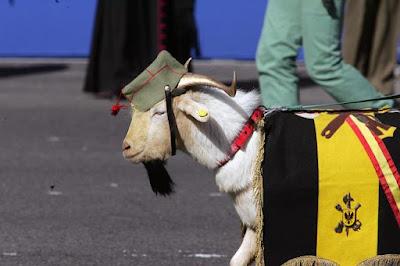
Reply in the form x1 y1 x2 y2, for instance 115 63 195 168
375 112 400 254
262 112 319 266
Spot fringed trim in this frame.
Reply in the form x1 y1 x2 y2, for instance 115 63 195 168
282 256 339 266
358 254 400 266
253 119 265 266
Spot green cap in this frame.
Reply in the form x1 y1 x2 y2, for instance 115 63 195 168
122 50 187 111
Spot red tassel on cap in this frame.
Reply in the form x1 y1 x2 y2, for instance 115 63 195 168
111 92 128 116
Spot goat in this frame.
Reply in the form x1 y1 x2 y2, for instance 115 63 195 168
122 70 263 266
119 51 400 266
120 68 400 265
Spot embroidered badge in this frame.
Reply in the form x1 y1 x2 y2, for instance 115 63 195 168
334 193 362 236
321 113 396 140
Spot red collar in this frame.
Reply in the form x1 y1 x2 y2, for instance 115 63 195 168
218 107 265 167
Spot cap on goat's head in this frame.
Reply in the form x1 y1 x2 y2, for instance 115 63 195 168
121 50 237 111
122 50 188 111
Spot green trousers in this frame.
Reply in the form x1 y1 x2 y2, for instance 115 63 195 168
256 0 393 109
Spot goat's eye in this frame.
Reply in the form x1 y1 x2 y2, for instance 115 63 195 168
153 111 166 117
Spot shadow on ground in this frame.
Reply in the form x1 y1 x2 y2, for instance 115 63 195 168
236 76 318 92
0 64 68 78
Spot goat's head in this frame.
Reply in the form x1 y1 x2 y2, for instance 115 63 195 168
120 51 236 195
122 99 172 163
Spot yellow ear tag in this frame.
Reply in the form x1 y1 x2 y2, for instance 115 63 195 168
197 108 208 118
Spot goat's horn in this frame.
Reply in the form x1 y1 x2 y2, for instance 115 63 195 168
184 57 192 70
177 72 237 97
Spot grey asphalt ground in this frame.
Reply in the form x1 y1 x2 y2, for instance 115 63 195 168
0 59 398 266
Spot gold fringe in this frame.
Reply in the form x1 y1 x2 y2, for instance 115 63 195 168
253 119 266 266
282 256 339 266
357 254 400 266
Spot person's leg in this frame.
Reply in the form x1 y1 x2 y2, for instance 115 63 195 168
342 0 369 73
301 0 393 109
363 0 400 95
256 0 301 107
343 0 400 95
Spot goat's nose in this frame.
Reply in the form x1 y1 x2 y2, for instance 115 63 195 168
122 140 131 151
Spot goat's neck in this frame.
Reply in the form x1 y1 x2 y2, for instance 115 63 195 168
180 89 261 193
214 130 261 193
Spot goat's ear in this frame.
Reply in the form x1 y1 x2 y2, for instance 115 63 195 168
177 98 209 122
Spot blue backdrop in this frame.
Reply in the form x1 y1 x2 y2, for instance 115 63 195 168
0 0 267 59
196 0 267 59
0 0 96 57
0 0 398 60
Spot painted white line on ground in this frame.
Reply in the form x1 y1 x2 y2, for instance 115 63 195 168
47 136 60 142
110 183 119 188
47 190 63 196
209 192 223 197
131 254 147 257
186 253 226 258
2 252 17 256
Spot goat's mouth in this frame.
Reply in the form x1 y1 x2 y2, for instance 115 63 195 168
123 150 144 161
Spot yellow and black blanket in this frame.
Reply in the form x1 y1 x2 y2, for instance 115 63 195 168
260 110 400 266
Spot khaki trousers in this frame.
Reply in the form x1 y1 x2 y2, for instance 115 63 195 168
343 0 400 95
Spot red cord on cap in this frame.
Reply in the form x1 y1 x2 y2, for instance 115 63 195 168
111 92 128 116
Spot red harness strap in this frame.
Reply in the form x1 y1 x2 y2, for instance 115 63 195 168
218 107 265 167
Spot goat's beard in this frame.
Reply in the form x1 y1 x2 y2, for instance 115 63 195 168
143 160 175 196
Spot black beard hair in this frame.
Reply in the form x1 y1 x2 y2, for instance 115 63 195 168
143 160 175 196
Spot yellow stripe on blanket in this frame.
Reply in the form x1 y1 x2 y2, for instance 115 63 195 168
314 113 379 266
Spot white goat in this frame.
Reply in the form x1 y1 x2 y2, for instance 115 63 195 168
122 82 262 266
